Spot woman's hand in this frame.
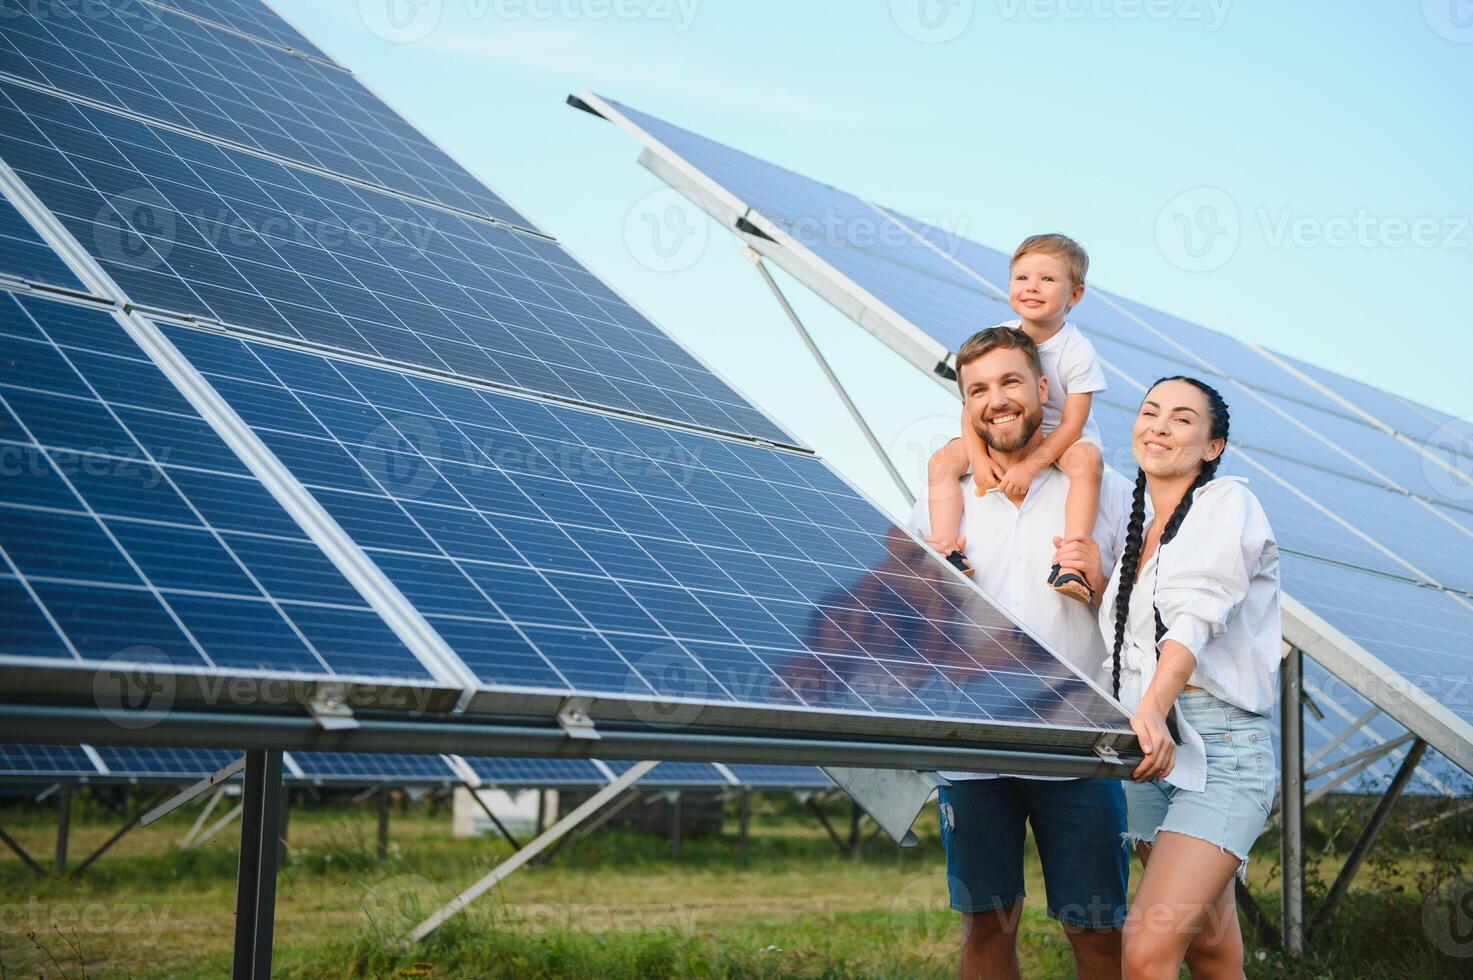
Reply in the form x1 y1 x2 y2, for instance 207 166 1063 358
1052 533 1104 604
1129 705 1176 782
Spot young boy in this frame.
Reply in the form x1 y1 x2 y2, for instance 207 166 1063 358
926 233 1106 602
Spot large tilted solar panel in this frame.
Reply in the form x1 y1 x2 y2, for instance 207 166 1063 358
581 95 1473 766
0 81 792 446
0 289 458 706
150 319 1128 739
0 0 532 228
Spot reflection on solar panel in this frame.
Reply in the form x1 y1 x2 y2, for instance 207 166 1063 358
0 1 1137 770
0 0 531 227
579 92 1473 778
0 290 451 689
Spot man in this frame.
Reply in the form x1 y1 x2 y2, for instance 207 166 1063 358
910 326 1132 980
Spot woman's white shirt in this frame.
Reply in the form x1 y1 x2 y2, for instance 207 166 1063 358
1096 476 1282 791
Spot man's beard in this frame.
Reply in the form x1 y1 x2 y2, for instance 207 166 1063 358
975 404 1043 454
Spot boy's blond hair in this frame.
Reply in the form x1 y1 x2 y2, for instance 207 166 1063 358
1011 233 1089 288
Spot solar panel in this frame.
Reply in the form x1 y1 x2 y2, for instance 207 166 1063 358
723 763 833 789
288 751 458 785
460 756 609 788
94 743 239 779
0 289 456 698
0 0 532 228
145 320 1128 737
0 741 98 778
604 760 730 787
580 95 1473 771
0 81 791 444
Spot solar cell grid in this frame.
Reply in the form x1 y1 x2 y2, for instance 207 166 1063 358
157 321 1127 734
461 756 608 787
0 186 89 291
0 0 532 227
0 289 443 686
0 741 97 775
94 743 237 777
289 751 457 782
0 80 793 444
144 0 332 62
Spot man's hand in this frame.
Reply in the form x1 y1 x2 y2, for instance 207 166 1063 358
998 460 1037 498
1052 533 1105 603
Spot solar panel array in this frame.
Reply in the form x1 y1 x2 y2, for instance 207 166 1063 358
0 3 1134 761
585 94 1473 784
0 744 833 790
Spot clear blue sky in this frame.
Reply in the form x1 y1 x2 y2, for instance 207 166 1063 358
275 1 1471 517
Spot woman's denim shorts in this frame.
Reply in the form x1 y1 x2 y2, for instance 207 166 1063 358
1122 689 1276 881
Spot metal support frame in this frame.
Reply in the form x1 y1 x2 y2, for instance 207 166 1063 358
738 788 751 857
544 785 644 863
189 801 244 850
1281 647 1305 955
460 781 524 851
232 748 284 980
377 788 391 862
74 788 172 876
0 823 46 877
183 787 227 847
1309 737 1428 937
54 783 71 874
143 755 247 828
670 791 682 860
748 252 916 508
409 760 658 942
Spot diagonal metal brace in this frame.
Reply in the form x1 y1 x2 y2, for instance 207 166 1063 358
141 754 246 827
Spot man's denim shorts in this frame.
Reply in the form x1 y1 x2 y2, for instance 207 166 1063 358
937 776 1128 929
1123 689 1277 881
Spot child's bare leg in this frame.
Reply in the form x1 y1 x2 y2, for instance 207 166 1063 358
1050 441 1103 603
959 405 995 494
1059 441 1103 539
926 438 972 575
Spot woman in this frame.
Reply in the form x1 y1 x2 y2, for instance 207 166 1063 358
1056 375 1281 979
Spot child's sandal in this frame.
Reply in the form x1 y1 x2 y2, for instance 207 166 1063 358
1047 564 1093 604
945 550 975 577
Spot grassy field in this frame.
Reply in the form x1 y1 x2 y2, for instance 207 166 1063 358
1 789 1469 978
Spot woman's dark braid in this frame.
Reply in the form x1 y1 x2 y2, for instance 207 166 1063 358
1110 469 1148 698
1109 377 1231 699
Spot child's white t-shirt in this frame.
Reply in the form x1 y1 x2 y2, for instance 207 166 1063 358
1002 318 1107 447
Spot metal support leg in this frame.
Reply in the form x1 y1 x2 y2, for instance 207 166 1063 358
1310 737 1428 936
749 253 915 507
410 760 659 942
232 748 284 980
1280 648 1304 955
535 789 546 835
54 784 71 874
377 788 391 863
183 787 226 848
806 794 849 857
0 824 46 877
738 789 750 857
670 792 682 860
460 781 523 851
75 788 171 876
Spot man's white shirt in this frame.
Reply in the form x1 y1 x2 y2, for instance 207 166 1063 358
908 464 1131 781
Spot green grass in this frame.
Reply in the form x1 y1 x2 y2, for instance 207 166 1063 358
1 791 1469 978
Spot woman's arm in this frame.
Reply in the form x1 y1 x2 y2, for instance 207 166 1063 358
1129 641 1196 782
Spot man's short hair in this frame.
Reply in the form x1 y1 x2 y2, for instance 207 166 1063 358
1011 233 1089 288
954 326 1045 391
